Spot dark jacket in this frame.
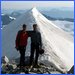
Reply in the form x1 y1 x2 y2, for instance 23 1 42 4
27 31 42 48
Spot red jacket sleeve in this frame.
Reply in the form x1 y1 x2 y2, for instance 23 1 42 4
15 31 21 48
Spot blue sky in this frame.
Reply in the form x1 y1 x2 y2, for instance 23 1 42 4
1 1 74 10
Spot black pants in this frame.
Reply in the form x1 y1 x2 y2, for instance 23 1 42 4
19 46 26 66
30 43 39 65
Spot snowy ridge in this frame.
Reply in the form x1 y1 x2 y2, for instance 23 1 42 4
2 7 74 72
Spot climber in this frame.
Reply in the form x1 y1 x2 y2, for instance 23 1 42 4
27 24 42 67
15 24 28 67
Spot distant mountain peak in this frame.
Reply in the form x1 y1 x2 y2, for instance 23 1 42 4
31 7 39 14
32 7 37 10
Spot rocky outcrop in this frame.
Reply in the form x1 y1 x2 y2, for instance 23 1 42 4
1 56 9 64
1 56 62 74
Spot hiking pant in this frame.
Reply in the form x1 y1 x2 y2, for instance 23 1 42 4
30 43 39 65
19 46 26 66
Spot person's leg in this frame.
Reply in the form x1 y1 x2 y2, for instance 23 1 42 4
30 44 35 65
35 44 39 65
18 47 22 66
22 47 26 66
19 47 26 66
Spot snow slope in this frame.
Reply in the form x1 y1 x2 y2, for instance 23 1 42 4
2 7 74 72
52 20 74 36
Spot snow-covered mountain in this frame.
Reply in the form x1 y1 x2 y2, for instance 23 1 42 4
2 7 74 72
10 11 21 18
43 14 74 22
41 8 74 19
1 14 16 25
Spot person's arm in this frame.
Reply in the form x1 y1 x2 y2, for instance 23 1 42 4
27 31 33 37
15 31 21 49
39 32 42 49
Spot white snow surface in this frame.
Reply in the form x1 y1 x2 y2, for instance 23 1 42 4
52 20 74 36
2 7 74 72
9 16 16 20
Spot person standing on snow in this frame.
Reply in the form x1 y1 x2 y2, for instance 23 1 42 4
15 24 28 67
27 24 42 67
